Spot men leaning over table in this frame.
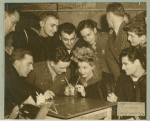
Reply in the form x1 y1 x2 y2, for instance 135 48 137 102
77 19 110 73
52 22 88 77
27 47 71 98
5 48 50 119
107 46 146 103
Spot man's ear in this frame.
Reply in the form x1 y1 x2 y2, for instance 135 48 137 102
94 27 97 34
50 61 54 67
140 35 146 43
40 21 44 27
14 60 20 68
134 59 140 66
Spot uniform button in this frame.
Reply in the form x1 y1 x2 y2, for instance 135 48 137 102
115 48 117 50
95 52 97 54
118 56 119 58
41 83 43 85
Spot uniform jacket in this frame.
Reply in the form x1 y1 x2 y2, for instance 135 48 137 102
52 35 89 77
89 31 110 73
27 61 71 96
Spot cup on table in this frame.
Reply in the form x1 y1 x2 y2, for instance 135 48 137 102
68 85 78 98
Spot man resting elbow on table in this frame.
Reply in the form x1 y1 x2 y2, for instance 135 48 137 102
107 47 146 103
27 47 71 99
5 48 52 119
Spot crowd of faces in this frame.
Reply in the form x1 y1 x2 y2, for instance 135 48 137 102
4 7 146 83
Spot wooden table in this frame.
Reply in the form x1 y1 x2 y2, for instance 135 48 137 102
45 96 116 120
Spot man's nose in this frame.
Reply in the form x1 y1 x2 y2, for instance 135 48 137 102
122 64 125 70
128 36 131 41
30 65 33 71
11 25 16 32
83 37 87 42
53 26 58 32
68 40 71 45
63 68 67 73
80 68 84 74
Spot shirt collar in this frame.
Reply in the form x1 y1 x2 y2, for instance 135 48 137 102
47 61 57 81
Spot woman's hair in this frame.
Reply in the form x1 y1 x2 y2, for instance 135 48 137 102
71 47 96 66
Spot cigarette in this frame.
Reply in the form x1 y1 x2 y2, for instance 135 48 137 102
65 77 70 85
75 76 80 86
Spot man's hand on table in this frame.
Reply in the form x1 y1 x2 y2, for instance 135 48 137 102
44 90 55 99
107 93 118 102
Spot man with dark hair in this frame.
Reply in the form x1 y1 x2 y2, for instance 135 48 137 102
107 46 146 102
5 48 47 119
52 22 88 77
13 11 59 63
77 19 110 73
54 22 88 54
106 2 131 82
4 3 20 37
107 46 146 119
27 47 71 98
124 16 146 47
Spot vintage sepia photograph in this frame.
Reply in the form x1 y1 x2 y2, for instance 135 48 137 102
4 2 146 120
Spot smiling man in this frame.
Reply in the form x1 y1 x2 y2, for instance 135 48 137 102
27 47 71 97
52 22 88 77
21 12 59 63
55 22 88 54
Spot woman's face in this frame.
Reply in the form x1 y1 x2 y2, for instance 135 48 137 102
78 61 94 78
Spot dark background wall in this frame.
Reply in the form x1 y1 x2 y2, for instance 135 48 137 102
14 2 146 32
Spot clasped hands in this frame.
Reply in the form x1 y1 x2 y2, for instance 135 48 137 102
64 84 86 97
